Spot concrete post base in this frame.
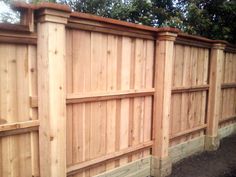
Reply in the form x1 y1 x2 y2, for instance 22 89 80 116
151 156 172 177
205 135 220 151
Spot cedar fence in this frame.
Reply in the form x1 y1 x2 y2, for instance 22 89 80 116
0 2 236 177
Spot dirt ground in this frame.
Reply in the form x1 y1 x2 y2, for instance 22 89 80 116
168 134 236 177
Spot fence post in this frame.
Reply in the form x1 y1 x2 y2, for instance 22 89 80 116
152 29 178 177
205 42 226 151
36 4 71 177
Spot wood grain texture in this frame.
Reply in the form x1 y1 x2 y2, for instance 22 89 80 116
65 29 154 176
220 52 236 127
170 45 209 146
0 43 38 177
37 22 67 177
0 8 236 177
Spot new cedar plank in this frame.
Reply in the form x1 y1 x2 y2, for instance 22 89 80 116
72 29 87 177
171 45 183 145
89 32 107 176
180 46 191 143
140 39 146 158
195 48 204 137
0 44 10 177
27 45 39 177
189 47 198 139
222 53 228 124
106 34 118 170
81 30 92 177
201 49 209 136
16 45 32 177
115 36 122 168
66 29 73 167
119 36 131 165
221 54 227 121
193 47 201 139
229 54 235 117
128 38 135 162
8 45 20 177
178 45 185 144
169 45 177 147
143 40 154 156
132 38 144 160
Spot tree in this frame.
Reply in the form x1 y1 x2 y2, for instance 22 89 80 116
58 0 183 27
176 0 236 43
0 0 235 43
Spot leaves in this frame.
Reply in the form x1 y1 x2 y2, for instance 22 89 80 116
0 0 235 43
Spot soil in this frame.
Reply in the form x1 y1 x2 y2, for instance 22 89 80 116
168 134 236 177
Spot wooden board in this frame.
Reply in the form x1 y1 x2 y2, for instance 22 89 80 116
65 29 154 176
170 45 209 146
0 43 39 177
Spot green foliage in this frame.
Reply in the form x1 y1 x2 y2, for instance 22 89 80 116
0 0 235 43
177 0 236 43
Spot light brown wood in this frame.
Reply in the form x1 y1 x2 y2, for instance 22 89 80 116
0 31 37 45
67 23 155 40
221 83 236 89
219 115 236 124
206 43 225 138
67 89 154 104
170 124 207 139
67 141 153 175
0 120 39 132
31 89 154 107
37 8 70 177
153 31 177 158
0 3 236 177
172 85 209 94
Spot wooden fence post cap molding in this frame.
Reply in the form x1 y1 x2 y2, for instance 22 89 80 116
156 27 179 41
11 1 35 11
212 42 227 50
35 2 71 24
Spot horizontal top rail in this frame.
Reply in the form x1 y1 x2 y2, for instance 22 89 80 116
0 30 37 44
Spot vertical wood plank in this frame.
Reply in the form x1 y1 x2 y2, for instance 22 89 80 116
16 45 32 177
119 36 131 165
143 40 154 156
89 32 107 176
106 34 118 170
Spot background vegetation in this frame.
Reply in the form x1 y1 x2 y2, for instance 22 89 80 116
1 0 236 43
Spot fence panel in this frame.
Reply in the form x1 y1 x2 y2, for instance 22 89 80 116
0 43 39 177
170 44 209 146
0 3 236 177
220 52 236 127
66 29 155 176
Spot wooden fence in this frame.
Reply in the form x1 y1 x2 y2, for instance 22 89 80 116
0 2 236 177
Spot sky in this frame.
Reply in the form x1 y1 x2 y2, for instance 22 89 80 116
0 1 11 14
0 1 19 23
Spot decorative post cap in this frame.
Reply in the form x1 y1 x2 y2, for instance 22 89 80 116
156 27 180 41
212 41 227 50
35 2 71 24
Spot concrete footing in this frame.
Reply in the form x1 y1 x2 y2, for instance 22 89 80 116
205 135 220 151
94 123 236 177
151 156 172 177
